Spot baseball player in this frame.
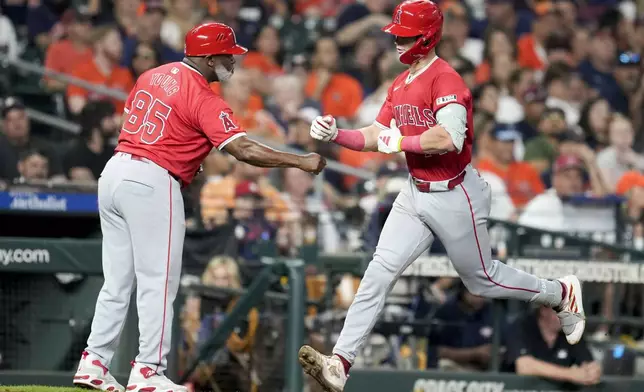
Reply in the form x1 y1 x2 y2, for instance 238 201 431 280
72 22 326 392
298 1 585 391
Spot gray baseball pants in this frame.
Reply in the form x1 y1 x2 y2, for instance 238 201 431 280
333 165 562 363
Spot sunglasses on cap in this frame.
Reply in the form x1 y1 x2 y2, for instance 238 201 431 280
618 52 641 66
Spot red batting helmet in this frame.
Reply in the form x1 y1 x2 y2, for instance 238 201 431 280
382 0 444 65
184 22 248 57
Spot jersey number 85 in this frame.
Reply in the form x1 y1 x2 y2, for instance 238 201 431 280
122 90 173 145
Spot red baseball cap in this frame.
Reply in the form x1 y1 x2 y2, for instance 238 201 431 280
235 181 261 198
553 155 583 173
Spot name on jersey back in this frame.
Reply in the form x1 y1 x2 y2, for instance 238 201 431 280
150 72 180 97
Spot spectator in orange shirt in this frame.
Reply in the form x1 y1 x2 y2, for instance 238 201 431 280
244 25 283 96
517 2 560 72
475 28 515 84
200 161 290 229
213 68 285 142
477 124 545 209
67 26 134 115
305 37 363 121
43 9 93 92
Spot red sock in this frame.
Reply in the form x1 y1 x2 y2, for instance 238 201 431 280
334 354 351 375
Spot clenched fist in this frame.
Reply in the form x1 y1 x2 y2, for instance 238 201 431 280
310 115 338 142
299 153 327 174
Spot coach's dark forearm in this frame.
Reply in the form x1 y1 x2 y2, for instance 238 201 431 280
224 136 303 168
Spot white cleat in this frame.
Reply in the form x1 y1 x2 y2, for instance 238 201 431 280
557 275 586 345
127 362 188 392
298 345 347 392
73 351 125 392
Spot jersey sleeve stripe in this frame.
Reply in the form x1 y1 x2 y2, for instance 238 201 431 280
217 132 246 151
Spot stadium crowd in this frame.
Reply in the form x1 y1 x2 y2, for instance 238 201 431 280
1 0 644 389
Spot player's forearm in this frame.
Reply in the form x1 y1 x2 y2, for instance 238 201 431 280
515 356 576 383
333 125 379 152
226 137 303 169
437 346 481 364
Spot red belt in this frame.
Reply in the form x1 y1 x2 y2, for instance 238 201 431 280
413 171 466 193
114 152 182 186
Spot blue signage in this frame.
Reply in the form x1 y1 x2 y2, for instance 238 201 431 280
0 191 98 214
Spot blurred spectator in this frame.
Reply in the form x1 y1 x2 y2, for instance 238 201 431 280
442 2 483 66
200 161 289 229
160 0 202 52
483 0 533 38
513 85 547 143
286 106 321 151
334 0 390 51
266 74 320 132
544 62 580 127
614 51 642 115
597 115 644 191
517 2 560 72
355 51 403 127
16 148 50 182
489 52 516 93
477 124 544 210
544 33 574 67
471 82 499 159
27 0 71 50
209 0 260 49
475 28 515 84
305 37 363 121
523 107 568 173
182 255 259 392
578 97 611 151
43 9 93 92
578 32 625 113
0 8 19 60
232 181 277 262
281 167 340 252
505 306 600 387
429 284 493 371
215 68 284 142
616 171 644 239
120 6 182 69
243 24 283 76
129 42 160 78
571 27 590 66
345 35 381 95
97 0 140 36
67 25 134 115
496 68 534 124
0 97 64 182
519 152 609 231
63 100 118 183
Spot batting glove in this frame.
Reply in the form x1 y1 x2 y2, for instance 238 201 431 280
310 115 338 142
377 119 403 154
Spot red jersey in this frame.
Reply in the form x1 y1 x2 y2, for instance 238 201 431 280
116 62 246 186
375 57 473 181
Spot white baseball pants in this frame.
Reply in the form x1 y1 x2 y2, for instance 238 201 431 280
85 152 185 373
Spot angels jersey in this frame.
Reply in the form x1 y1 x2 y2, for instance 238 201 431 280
375 57 473 181
115 62 246 186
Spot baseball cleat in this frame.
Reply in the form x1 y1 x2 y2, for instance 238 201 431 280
73 351 125 392
557 275 586 345
127 361 188 392
298 345 347 392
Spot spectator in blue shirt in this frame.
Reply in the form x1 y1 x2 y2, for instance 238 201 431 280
578 31 627 113
428 283 495 371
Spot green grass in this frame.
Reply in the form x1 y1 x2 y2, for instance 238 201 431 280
0 387 88 392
